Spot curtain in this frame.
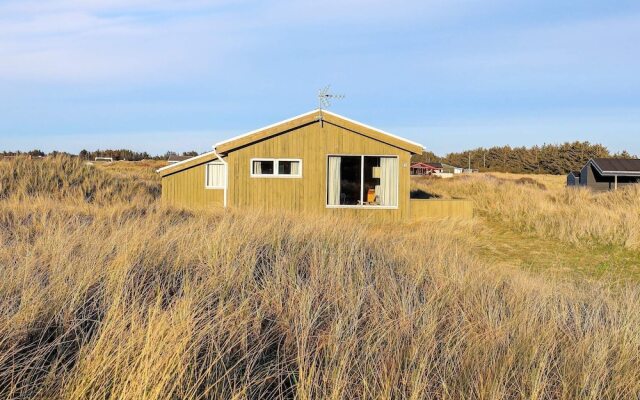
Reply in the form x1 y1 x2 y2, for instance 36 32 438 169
378 157 398 206
328 156 341 205
254 160 262 174
206 163 225 187
290 161 300 175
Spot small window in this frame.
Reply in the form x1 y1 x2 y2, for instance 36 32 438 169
251 159 302 178
252 160 275 175
278 160 301 176
205 162 226 188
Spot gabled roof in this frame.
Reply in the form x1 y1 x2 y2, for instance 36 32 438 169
214 109 425 155
411 162 439 169
590 158 640 176
157 109 425 176
426 162 444 169
568 171 580 177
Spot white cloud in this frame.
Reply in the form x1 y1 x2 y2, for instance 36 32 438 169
0 0 491 83
0 0 249 83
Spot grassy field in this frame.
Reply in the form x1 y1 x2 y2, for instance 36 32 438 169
1 156 639 399
412 173 640 281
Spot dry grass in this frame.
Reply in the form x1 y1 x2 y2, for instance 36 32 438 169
1 157 639 399
413 173 640 250
0 156 159 205
94 159 166 183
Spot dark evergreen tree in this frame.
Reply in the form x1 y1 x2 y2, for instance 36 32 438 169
411 141 633 174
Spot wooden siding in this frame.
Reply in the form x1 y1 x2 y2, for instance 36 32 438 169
226 120 412 222
584 164 612 191
216 114 319 154
321 114 424 154
410 199 473 220
161 162 224 208
583 164 640 191
584 163 626 191
216 110 424 155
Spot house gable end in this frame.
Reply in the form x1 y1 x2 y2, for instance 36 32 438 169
215 109 424 155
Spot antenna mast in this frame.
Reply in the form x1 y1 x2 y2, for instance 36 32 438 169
317 85 345 126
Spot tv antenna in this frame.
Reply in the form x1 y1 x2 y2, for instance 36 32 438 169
317 85 345 125
318 85 345 110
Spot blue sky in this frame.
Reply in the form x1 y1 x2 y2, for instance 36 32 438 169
1 0 639 155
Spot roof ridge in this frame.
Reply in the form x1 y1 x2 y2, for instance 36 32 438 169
213 109 425 154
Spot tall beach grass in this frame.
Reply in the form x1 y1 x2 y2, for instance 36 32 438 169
413 174 640 249
0 157 638 399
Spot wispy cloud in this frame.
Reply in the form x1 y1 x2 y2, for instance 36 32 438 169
0 0 250 83
1 0 639 153
0 0 491 83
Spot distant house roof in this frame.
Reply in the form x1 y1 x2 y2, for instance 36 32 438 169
411 162 439 170
568 171 580 177
426 162 444 169
167 154 193 163
591 158 640 176
427 162 462 170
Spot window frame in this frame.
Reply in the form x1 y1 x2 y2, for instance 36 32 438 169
250 158 303 178
204 161 227 189
325 154 400 209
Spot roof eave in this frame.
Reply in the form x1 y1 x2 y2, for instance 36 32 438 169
600 171 640 176
589 158 640 176
213 109 426 155
321 109 425 154
156 150 219 176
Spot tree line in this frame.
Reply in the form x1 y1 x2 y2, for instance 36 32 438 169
1 149 198 161
78 149 200 161
2 142 636 175
411 141 636 175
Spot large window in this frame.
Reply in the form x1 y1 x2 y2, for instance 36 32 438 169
327 155 399 207
205 162 226 188
251 158 302 178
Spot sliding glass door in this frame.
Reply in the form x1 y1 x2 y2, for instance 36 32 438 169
327 155 398 207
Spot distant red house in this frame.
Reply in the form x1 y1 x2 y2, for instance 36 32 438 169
410 162 442 175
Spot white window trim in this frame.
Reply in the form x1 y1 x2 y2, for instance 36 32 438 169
204 161 226 189
250 158 303 178
325 154 400 209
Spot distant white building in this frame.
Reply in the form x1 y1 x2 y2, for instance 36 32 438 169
428 162 463 175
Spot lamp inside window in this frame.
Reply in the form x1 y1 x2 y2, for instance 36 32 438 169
327 156 398 207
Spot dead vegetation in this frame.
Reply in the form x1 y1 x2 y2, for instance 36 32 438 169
413 173 640 250
0 157 639 399
0 156 159 204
